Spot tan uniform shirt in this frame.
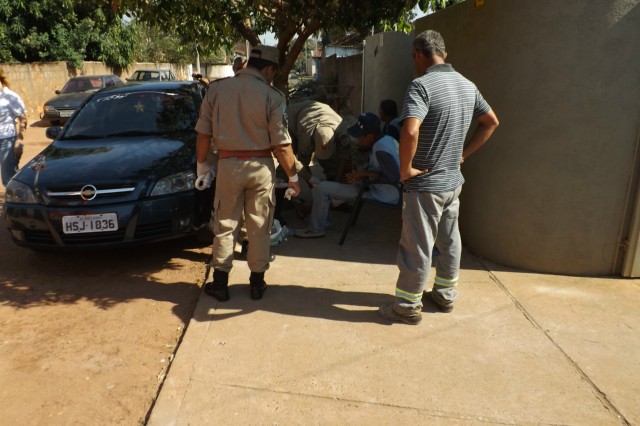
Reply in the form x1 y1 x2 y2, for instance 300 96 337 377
287 100 342 164
195 68 290 151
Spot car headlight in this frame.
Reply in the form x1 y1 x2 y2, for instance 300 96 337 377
44 105 56 112
151 171 195 196
5 179 38 204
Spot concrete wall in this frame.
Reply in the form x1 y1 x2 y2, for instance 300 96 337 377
1 61 191 119
414 0 640 275
320 54 363 115
362 32 414 117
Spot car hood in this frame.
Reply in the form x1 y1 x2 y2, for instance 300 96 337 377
15 134 194 190
44 91 95 108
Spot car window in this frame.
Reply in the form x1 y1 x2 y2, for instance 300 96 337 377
60 77 104 93
105 76 122 87
63 90 199 139
89 78 103 89
143 72 160 81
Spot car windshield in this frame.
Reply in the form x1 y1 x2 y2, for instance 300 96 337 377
62 90 198 139
130 71 161 81
60 77 104 94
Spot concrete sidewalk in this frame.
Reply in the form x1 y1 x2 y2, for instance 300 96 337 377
148 205 639 425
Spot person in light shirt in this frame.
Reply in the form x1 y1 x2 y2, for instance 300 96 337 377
0 69 27 186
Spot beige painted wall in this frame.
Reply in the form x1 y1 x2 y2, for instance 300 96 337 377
413 0 640 275
362 32 414 116
1 61 191 119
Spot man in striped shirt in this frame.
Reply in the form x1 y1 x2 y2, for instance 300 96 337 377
379 30 499 325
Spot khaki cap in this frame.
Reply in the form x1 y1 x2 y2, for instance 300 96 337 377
250 45 280 66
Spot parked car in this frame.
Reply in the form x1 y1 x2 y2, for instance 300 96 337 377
4 81 213 250
126 69 177 82
42 74 124 125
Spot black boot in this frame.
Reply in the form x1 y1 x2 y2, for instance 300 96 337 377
204 269 230 301
249 272 267 300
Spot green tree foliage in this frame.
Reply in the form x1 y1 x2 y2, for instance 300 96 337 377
118 0 422 90
118 0 462 90
0 0 139 68
421 0 465 11
136 23 227 66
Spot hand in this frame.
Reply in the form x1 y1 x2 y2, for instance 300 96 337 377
195 161 216 190
17 130 24 141
345 171 360 184
400 167 428 182
285 181 301 199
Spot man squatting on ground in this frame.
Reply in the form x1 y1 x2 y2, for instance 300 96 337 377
294 112 401 239
195 45 300 301
379 30 499 325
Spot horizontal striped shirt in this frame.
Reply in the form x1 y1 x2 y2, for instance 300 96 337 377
401 63 490 192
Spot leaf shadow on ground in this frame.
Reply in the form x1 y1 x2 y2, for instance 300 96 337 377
0 236 210 324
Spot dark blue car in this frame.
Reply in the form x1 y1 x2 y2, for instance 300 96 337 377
4 82 213 250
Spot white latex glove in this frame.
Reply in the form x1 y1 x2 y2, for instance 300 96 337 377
195 162 216 190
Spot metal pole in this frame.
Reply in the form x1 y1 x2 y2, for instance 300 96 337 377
360 39 366 114
195 44 201 73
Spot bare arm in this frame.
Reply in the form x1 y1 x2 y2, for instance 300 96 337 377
461 109 499 163
273 144 301 197
16 115 27 140
196 133 212 163
399 117 428 182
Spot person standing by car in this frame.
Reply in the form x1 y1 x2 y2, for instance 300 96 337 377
0 69 27 186
195 45 300 301
378 30 499 325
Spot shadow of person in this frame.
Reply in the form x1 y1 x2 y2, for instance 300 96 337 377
192 283 394 325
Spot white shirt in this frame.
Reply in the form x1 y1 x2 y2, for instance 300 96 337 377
368 135 401 204
0 87 26 139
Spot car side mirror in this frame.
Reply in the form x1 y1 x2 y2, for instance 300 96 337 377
45 127 62 140
55 90 61 94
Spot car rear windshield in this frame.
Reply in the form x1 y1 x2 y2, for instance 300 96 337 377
62 90 198 139
61 77 104 93
131 71 160 81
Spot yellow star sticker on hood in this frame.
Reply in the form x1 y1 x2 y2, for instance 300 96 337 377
134 101 145 112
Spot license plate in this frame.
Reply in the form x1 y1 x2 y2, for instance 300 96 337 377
62 213 118 234
59 110 74 117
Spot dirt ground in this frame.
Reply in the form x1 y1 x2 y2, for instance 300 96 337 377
0 121 209 424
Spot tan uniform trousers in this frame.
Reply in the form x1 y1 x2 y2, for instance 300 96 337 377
212 157 275 273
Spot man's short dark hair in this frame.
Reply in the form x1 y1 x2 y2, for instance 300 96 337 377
379 99 398 118
247 57 278 71
414 30 446 58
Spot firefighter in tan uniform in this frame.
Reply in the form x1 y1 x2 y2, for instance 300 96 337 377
287 99 342 176
195 45 300 301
